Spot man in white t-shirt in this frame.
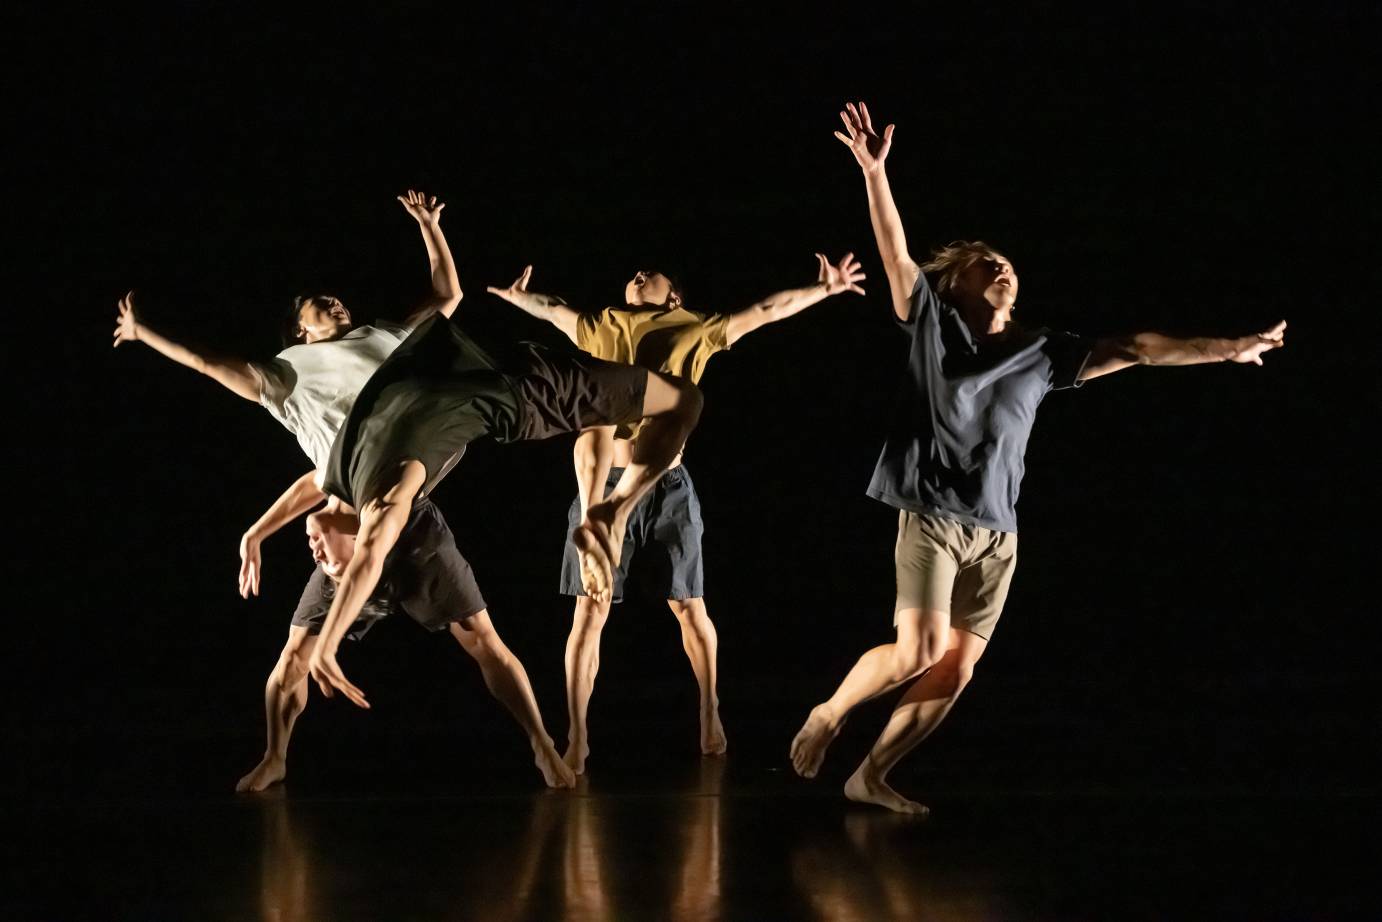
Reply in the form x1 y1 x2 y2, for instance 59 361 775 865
114 191 574 791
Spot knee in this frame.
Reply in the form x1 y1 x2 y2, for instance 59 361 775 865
276 646 312 687
890 641 945 684
573 597 609 631
674 379 704 423
933 661 975 699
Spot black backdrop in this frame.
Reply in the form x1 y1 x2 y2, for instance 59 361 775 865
7 4 1376 798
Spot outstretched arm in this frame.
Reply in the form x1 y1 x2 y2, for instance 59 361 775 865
487 266 581 344
835 101 920 322
238 470 327 598
398 190 463 328
723 253 866 346
1079 321 1287 381
113 291 261 401
307 460 426 708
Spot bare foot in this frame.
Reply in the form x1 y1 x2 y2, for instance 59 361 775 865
790 704 845 778
564 738 590 775
701 709 727 756
236 755 286 793
534 739 576 789
572 524 615 604
844 764 930 817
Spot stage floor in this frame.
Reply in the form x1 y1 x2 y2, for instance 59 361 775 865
7 749 1376 921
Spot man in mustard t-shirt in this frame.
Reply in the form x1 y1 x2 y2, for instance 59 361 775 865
488 255 865 772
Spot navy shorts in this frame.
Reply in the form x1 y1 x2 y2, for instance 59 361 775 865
559 465 705 604
290 499 487 639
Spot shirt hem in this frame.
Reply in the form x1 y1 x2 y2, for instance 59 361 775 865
865 489 1018 535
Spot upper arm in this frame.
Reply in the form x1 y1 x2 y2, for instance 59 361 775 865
401 293 463 330
206 356 263 402
1078 336 1138 382
551 306 581 345
887 260 922 323
722 308 761 348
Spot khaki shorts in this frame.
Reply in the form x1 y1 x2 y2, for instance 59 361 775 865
893 510 1018 640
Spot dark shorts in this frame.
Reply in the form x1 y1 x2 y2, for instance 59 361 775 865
560 465 705 604
508 348 649 443
290 499 487 639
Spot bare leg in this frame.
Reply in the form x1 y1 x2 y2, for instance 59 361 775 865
237 626 317 792
450 611 575 789
790 608 950 778
668 598 726 755
576 373 702 601
563 595 611 774
844 629 988 815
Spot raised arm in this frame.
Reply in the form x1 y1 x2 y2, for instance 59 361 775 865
398 190 463 328
1079 321 1287 381
486 266 581 344
723 253 866 346
836 102 920 321
307 460 426 708
113 291 261 401
238 469 328 598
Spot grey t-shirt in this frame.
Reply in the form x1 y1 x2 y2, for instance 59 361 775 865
866 273 1091 533
249 320 413 469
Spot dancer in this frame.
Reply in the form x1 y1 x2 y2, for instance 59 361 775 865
234 475 576 791
117 192 571 789
296 306 704 708
789 101 1286 814
487 255 865 772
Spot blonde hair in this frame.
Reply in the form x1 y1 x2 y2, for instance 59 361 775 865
919 240 1006 298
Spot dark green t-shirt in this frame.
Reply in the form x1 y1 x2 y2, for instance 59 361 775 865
323 315 522 507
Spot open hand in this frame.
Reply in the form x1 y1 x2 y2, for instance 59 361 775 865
398 189 445 224
817 252 866 296
834 101 894 174
238 531 262 598
1228 320 1287 365
486 265 534 304
309 648 370 709
113 291 141 347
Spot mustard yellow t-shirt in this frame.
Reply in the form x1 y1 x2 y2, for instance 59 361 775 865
576 306 731 438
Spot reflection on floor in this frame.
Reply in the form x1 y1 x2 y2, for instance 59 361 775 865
6 756 1377 921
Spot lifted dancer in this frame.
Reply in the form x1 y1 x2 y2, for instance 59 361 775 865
298 307 703 708
790 102 1286 814
488 254 865 772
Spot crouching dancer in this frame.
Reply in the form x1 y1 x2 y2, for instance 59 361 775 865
235 475 577 791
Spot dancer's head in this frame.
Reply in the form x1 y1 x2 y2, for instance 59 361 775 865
284 294 353 346
921 241 1018 333
624 270 684 310
306 507 358 578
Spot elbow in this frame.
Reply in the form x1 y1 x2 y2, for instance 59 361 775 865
1117 335 1153 365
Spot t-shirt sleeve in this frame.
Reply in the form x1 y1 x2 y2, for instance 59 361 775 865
576 308 623 356
897 272 941 331
698 312 732 352
248 356 295 410
1041 330 1093 391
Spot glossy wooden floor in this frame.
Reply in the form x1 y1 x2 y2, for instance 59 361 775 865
8 739 1376 921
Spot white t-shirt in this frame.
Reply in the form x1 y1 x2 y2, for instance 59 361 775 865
250 320 413 469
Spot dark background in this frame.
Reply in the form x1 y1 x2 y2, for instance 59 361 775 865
7 0 1376 819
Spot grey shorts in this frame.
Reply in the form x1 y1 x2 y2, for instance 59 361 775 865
290 499 487 639
559 465 705 604
893 510 1018 640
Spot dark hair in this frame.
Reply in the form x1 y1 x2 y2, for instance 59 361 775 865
281 294 342 347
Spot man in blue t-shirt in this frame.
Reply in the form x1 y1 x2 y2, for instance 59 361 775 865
790 101 1287 815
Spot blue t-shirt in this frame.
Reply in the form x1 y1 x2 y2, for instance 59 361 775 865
866 273 1091 533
